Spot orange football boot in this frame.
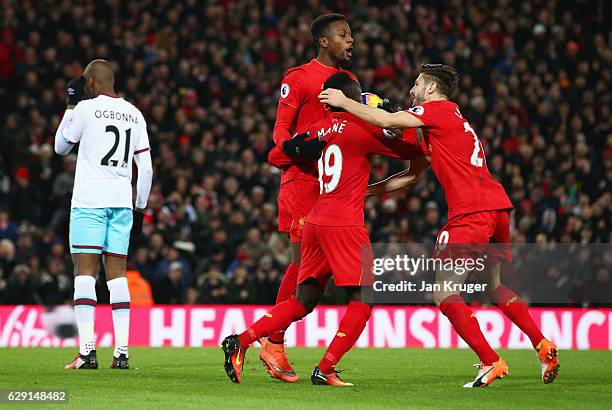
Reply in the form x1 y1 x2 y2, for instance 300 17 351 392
259 337 298 383
536 338 560 384
463 358 509 388
222 334 247 383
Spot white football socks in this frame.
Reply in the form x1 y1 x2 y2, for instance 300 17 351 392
73 275 97 356
107 277 131 358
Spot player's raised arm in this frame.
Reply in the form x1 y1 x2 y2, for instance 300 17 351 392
319 88 424 129
54 109 78 155
366 155 430 197
55 77 87 155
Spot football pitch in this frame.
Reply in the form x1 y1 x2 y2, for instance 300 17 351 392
0 347 609 409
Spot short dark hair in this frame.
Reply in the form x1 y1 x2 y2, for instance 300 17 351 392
420 64 459 98
311 13 347 48
323 72 361 112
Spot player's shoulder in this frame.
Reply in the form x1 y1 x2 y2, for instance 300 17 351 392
283 62 311 80
427 99 457 112
404 100 457 127
108 96 146 121
280 64 310 99
410 99 455 115
73 98 94 112
122 98 146 121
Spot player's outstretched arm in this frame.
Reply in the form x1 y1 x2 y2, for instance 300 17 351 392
319 89 424 129
366 155 430 197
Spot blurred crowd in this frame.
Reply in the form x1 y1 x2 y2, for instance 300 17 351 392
0 0 609 306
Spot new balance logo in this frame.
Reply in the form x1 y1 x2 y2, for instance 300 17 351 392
336 332 346 337
265 313 273 318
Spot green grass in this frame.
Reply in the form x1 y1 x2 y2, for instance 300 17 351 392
0 347 609 409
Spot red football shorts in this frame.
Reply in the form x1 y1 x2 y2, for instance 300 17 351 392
434 209 512 264
297 223 374 288
277 179 319 243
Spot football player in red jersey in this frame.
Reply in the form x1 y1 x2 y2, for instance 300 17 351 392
320 64 559 388
260 13 359 383
222 73 426 386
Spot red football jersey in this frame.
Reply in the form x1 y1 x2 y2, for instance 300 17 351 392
307 112 422 227
274 59 358 184
403 100 513 219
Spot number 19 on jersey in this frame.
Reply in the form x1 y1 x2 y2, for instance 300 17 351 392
318 144 343 194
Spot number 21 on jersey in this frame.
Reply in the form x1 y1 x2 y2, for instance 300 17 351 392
101 125 131 168
318 144 343 194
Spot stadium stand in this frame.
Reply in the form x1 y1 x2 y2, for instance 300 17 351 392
0 0 609 305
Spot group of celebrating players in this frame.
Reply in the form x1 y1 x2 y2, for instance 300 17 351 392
53 10 560 389
221 13 560 388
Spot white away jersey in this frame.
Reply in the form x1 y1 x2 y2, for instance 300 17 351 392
58 95 150 209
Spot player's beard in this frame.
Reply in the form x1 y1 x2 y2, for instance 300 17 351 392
338 56 353 69
411 90 425 105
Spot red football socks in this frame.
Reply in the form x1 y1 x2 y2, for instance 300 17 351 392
318 301 372 374
491 285 544 348
239 297 307 347
268 263 299 344
439 295 499 366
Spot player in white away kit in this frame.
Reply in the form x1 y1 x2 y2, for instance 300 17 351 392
54 60 153 369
